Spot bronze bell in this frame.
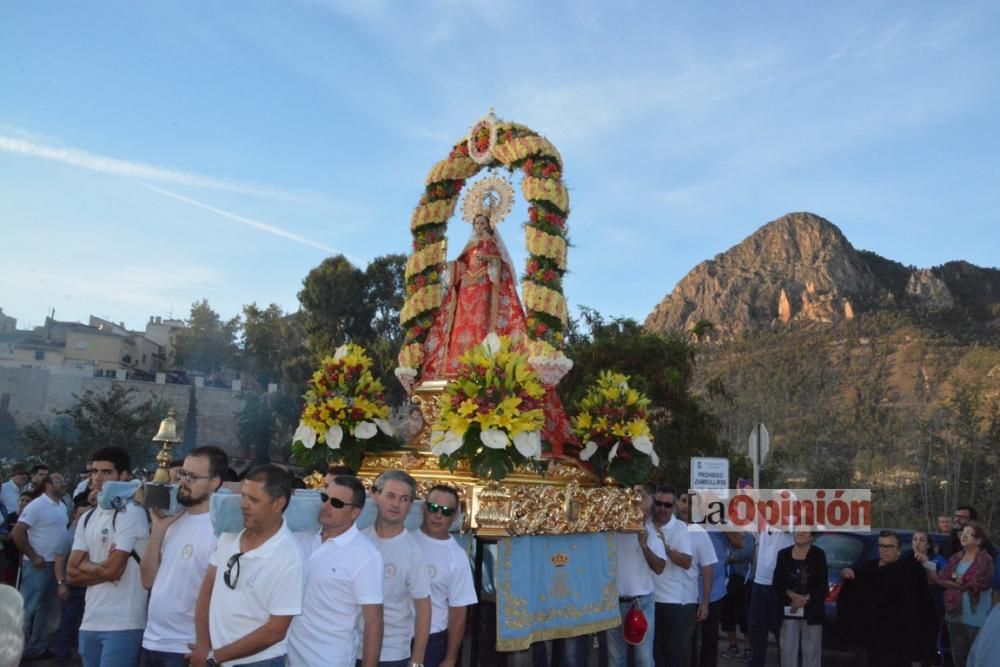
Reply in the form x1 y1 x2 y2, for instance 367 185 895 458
152 408 182 484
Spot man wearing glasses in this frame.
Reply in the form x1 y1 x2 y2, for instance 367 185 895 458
414 485 477 667
649 485 693 667
67 446 150 666
364 469 431 667
188 465 304 667
288 474 384 667
140 446 228 666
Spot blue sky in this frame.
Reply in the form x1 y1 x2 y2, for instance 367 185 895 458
2 1 998 332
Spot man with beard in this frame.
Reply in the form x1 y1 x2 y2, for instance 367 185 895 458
140 446 228 666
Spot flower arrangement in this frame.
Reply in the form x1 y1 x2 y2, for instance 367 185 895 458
292 344 397 471
398 111 571 381
573 371 658 487
431 334 546 481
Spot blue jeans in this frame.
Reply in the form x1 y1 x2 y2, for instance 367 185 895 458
140 648 188 667
19 560 56 657
529 634 590 667
747 583 780 667
607 593 655 667
379 659 410 667
233 658 286 667
79 629 144 667
53 585 86 662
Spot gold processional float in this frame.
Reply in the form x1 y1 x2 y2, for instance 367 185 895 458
152 110 649 539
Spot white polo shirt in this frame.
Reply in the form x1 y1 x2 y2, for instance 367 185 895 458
615 523 667 598
72 504 150 631
287 525 384 666
414 529 478 633
362 525 431 661
18 493 69 562
753 527 795 586
651 516 693 604
208 521 304 666
681 522 718 604
143 512 218 654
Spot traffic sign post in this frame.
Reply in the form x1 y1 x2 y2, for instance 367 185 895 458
748 422 769 490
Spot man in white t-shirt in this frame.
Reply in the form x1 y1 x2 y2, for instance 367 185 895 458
677 492 720 667
747 497 794 667
288 474 384 667
189 465 304 667
609 483 667 667
649 485 693 667
139 446 228 667
1 462 30 516
12 471 69 660
363 469 431 667
415 485 477 667
68 446 151 666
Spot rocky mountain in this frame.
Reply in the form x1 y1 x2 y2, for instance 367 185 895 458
643 211 1000 528
643 212 999 339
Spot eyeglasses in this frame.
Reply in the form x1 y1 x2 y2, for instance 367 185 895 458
877 543 899 550
224 552 243 589
177 471 214 483
654 501 674 508
426 502 456 517
320 492 357 509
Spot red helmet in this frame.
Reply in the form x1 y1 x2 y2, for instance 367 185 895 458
623 604 648 645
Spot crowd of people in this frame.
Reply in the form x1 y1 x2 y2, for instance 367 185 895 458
2 453 1000 667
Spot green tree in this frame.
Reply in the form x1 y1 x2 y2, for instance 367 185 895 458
241 303 309 386
237 392 275 464
174 299 240 374
21 384 167 479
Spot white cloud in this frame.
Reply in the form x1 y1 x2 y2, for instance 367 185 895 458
131 180 361 262
0 133 312 203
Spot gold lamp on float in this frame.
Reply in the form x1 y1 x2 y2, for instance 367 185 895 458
151 408 181 484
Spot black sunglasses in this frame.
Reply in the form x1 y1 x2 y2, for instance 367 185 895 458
224 552 243 589
320 492 357 509
654 500 674 508
426 502 456 517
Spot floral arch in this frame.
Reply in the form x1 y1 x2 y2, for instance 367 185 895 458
397 111 571 377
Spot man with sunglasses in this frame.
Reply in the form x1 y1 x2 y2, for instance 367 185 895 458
364 470 431 667
288 474 384 667
415 485 476 667
649 485 692 667
140 446 228 667
188 464 304 667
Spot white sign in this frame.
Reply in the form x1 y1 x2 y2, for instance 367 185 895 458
748 423 770 465
690 457 730 498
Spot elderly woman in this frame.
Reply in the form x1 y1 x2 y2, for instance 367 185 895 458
937 522 995 667
772 527 827 667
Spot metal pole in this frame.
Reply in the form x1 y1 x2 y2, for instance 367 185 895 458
753 422 761 490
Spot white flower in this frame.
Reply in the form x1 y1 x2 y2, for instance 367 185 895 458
326 424 344 450
354 421 377 440
482 332 502 356
293 422 317 449
374 418 394 436
430 430 464 456
512 430 542 459
333 344 349 360
579 440 598 461
608 441 620 461
480 428 510 450
631 435 659 466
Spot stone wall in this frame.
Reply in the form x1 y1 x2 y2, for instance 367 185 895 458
0 367 244 454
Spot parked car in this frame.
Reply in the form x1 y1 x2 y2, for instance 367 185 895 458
817 529 947 646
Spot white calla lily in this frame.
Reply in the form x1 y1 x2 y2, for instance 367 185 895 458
354 421 377 440
631 435 658 466
374 418 394 436
480 428 510 450
608 441 620 461
430 430 464 456
512 430 542 459
293 422 317 449
325 424 344 450
333 344 349 360
650 449 660 467
579 440 598 461
482 332 502 356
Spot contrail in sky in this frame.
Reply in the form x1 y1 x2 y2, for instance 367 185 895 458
133 180 356 260
0 134 309 202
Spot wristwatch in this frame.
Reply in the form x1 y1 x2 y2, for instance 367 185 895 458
206 649 218 667
410 663 424 667
57 579 66 586
663 543 672 555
